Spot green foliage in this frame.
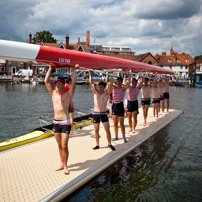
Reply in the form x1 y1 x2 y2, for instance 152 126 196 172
32 30 58 43
194 55 202 61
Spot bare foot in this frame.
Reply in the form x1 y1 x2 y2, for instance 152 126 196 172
132 130 136 134
143 121 146 126
64 167 70 175
128 129 132 132
70 132 76 135
55 164 64 171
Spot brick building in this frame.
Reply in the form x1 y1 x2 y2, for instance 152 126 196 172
155 47 195 78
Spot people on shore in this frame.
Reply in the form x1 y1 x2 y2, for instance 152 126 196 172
127 75 142 133
65 77 76 135
163 76 174 113
151 74 160 120
89 71 115 151
141 75 152 126
44 64 79 175
111 72 131 143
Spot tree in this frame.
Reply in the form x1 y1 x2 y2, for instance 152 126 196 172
194 55 202 61
32 30 58 43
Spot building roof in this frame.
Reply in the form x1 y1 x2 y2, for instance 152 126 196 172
155 48 195 66
100 52 159 63
34 42 91 53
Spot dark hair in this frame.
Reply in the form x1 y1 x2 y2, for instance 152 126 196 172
66 77 72 84
145 77 149 81
98 81 106 87
117 76 123 81
132 78 137 82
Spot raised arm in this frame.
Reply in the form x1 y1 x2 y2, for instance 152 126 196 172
68 64 79 97
89 71 97 94
106 73 114 94
169 76 174 85
44 65 54 95
123 72 131 91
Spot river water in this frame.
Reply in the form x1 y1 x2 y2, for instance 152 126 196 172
0 82 202 202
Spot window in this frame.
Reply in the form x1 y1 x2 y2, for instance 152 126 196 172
170 66 172 69
193 65 195 69
180 66 183 69
153 62 156 66
186 59 189 63
185 66 188 69
168 59 172 62
177 59 181 62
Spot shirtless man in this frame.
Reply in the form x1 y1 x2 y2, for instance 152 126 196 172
163 76 174 113
127 75 142 133
151 74 160 120
44 64 78 174
112 72 131 143
89 71 115 151
141 75 152 126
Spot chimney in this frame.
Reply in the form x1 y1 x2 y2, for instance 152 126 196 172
29 32 32 43
170 47 173 55
162 51 166 55
66 35 69 49
78 37 80 44
86 31 90 48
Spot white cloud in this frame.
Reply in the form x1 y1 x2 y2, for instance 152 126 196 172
0 0 202 57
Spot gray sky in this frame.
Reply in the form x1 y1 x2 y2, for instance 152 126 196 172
0 0 202 58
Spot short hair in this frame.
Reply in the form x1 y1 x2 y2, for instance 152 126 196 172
132 78 137 82
117 76 123 81
145 77 149 81
98 81 106 87
66 77 72 84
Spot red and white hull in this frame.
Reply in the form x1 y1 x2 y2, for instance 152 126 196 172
0 40 173 74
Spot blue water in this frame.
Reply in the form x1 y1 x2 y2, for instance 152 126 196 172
0 82 202 201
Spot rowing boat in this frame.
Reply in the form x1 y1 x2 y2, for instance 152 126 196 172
0 114 93 152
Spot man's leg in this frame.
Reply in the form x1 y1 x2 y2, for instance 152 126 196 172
166 98 169 113
69 112 75 135
132 111 137 133
142 105 146 126
127 112 132 132
61 133 70 174
54 133 64 171
161 100 165 114
93 123 100 149
156 103 159 119
119 116 127 143
112 115 119 140
152 103 156 118
145 105 150 124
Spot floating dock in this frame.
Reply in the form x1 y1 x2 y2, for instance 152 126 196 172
0 108 183 202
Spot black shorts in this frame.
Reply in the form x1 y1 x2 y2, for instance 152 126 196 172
93 114 109 123
127 100 139 113
152 98 160 104
112 102 124 117
53 124 71 134
141 98 151 106
163 92 169 99
160 95 164 100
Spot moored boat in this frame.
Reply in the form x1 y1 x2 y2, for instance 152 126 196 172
0 113 93 152
194 81 202 87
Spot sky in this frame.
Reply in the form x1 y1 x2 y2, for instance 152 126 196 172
0 0 202 58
